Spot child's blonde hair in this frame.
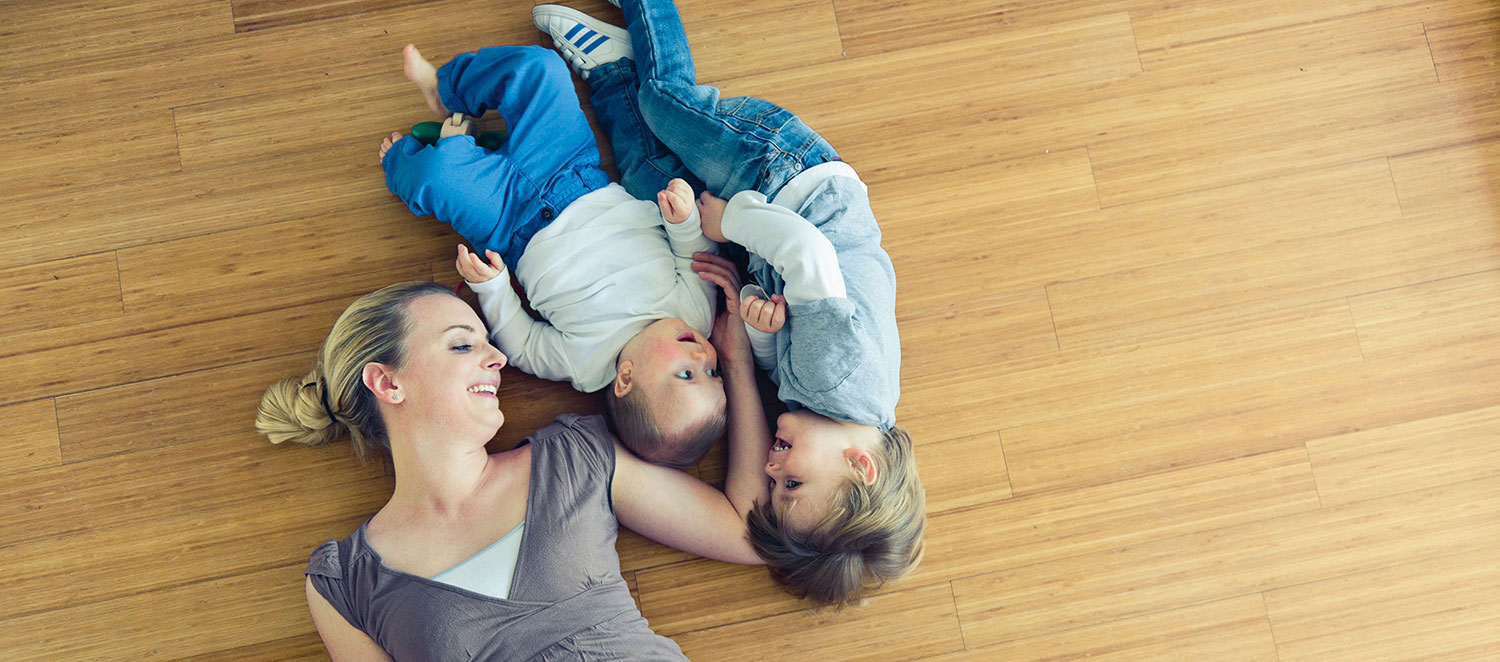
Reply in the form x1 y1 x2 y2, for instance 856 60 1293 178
745 425 926 608
256 281 456 459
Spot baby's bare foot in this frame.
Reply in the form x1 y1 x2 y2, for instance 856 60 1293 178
403 44 450 118
379 131 403 163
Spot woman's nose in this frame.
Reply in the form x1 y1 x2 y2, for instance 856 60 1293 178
487 350 507 371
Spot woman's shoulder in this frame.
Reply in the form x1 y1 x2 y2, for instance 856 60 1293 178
522 413 618 479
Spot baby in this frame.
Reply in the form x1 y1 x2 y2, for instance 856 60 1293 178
380 44 724 468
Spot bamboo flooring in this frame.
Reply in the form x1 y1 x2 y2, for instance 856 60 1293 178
1 0 1497 659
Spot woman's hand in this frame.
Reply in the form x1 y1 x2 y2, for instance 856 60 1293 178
657 178 695 224
455 244 505 284
691 253 753 368
696 191 728 242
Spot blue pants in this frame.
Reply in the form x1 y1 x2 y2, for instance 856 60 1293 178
381 46 610 267
587 0 840 201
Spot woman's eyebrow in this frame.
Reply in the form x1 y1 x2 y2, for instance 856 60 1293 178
443 324 477 334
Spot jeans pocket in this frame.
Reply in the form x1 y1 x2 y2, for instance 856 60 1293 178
717 96 794 133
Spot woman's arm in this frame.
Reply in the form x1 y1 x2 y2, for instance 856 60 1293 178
612 445 761 565
305 578 392 662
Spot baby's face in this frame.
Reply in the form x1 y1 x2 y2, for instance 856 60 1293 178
627 317 725 428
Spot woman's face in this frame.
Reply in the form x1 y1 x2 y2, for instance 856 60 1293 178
389 294 508 438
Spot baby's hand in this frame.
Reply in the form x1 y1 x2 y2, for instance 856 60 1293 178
696 191 728 242
657 178 695 224
741 293 787 334
455 244 505 283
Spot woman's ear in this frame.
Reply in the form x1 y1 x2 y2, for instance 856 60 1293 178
613 361 635 398
362 362 402 404
845 447 879 485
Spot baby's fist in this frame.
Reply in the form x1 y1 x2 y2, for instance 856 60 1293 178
455 244 505 284
697 191 728 242
658 178 695 224
741 293 787 334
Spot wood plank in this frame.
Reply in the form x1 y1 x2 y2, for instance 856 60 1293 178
638 448 1318 636
173 73 422 173
1127 0 1484 61
1 0 546 131
55 354 312 463
1308 405 1500 507
1427 2 1500 82
886 158 1400 315
1264 549 1500 661
2 564 311 661
922 448 1319 586
0 264 428 408
1349 267 1500 361
174 633 329 662
719 13 1140 130
0 400 61 478
0 430 383 548
0 252 122 338
117 207 458 312
877 147 1100 250
926 594 1277 662
677 0 846 84
0 147 388 271
0 111 180 204
232 0 423 33
1088 20 1462 206
637 560 800 636
832 0 1139 58
1045 210 1500 351
0 475 389 621
1001 337 1500 495
913 431 1012 514
896 289 1058 382
950 474 1500 648
0 0 234 65
672 583 964 662
897 302 1363 445
1388 137 1500 223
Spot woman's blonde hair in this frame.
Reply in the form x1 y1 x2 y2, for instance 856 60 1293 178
256 281 456 459
746 425 926 608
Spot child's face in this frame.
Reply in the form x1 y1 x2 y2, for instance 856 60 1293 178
624 318 725 434
765 411 879 531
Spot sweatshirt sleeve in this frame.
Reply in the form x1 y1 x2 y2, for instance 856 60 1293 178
662 205 720 314
719 191 845 306
467 274 579 385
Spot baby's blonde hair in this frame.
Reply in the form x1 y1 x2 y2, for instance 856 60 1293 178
256 281 456 459
746 425 926 608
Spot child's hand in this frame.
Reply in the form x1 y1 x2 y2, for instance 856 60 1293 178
696 191 728 242
455 244 505 283
657 178 695 224
741 293 786 334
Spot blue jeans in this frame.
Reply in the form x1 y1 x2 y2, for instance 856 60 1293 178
381 46 610 267
594 0 840 200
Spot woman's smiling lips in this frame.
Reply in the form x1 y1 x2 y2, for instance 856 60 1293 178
467 382 499 398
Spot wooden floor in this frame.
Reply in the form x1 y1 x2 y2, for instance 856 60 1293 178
3 0 1499 659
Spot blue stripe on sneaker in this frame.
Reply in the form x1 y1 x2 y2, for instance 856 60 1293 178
580 34 609 54
572 29 597 47
564 24 584 40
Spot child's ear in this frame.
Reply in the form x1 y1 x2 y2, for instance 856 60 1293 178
362 362 403 404
845 448 879 485
613 361 635 398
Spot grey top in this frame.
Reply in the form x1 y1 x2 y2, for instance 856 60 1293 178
305 414 687 661
748 175 901 430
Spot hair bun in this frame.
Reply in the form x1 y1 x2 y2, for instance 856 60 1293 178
256 372 341 447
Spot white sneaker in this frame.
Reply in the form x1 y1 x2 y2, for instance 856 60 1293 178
532 5 632 79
